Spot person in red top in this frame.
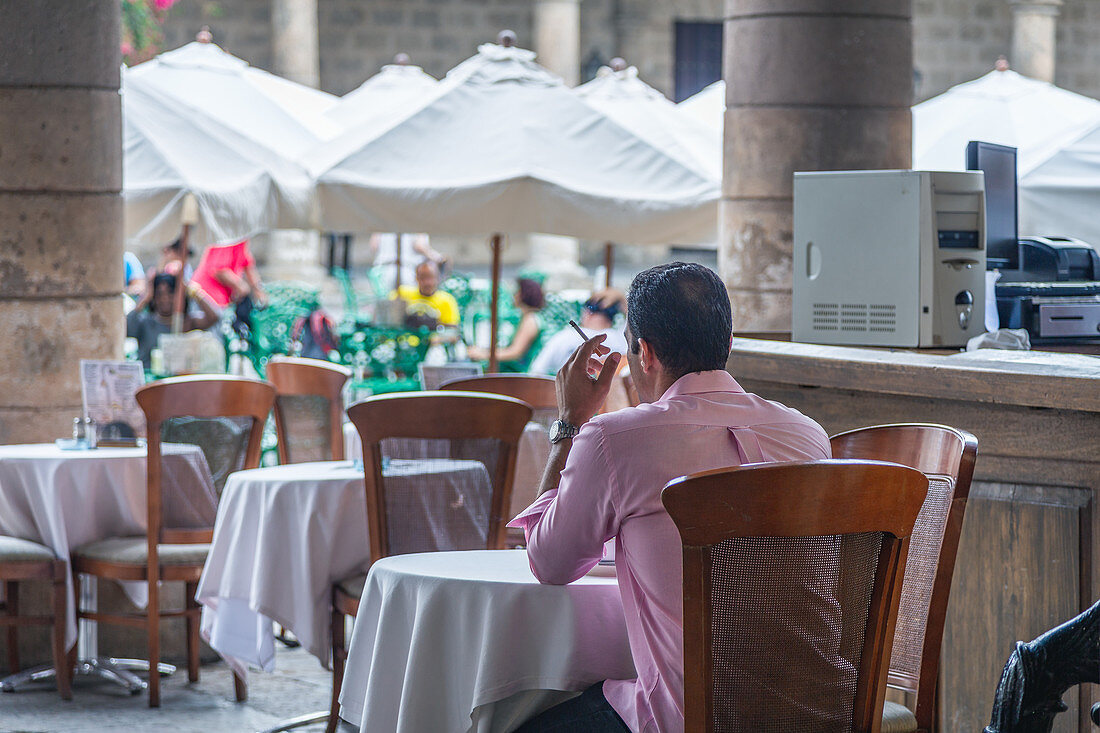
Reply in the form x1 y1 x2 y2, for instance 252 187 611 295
191 239 267 335
191 239 267 309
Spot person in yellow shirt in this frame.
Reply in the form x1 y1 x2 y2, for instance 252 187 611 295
391 260 460 328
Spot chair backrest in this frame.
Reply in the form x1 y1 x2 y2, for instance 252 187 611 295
439 374 557 427
136 375 275 557
347 391 532 564
829 423 978 729
266 355 351 464
662 459 928 733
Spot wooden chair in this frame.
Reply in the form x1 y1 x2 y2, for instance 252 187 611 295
328 391 532 732
71 375 275 707
0 538 71 699
267 355 351 464
830 424 978 733
662 459 928 733
439 373 557 427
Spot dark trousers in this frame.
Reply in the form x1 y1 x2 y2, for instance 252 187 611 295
514 683 632 733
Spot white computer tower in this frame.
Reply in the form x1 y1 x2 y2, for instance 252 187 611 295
792 170 987 348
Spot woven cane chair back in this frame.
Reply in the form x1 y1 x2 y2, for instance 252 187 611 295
663 460 928 733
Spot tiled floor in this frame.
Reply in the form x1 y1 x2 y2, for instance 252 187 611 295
0 644 334 733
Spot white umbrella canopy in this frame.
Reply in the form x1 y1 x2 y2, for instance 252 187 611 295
325 63 438 131
913 69 1100 245
575 66 722 181
122 77 313 247
678 79 724 134
126 40 340 159
312 43 720 245
913 69 1100 172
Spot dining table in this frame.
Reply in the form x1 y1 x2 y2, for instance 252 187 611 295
337 549 635 733
197 457 495 677
0 442 215 649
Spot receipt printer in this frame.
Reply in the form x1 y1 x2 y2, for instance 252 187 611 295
792 170 986 348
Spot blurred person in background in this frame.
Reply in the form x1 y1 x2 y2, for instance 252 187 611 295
467 277 547 371
369 232 447 291
126 272 219 368
529 295 627 376
191 239 267 335
391 259 460 329
124 251 146 298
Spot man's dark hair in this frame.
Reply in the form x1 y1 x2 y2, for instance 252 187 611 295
626 262 732 378
152 272 178 292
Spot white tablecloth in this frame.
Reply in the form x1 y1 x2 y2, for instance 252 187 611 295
197 458 493 675
339 550 635 733
0 443 215 649
343 421 549 520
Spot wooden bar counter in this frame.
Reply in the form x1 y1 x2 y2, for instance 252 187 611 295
727 338 1100 732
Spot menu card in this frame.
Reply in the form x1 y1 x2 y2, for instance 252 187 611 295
80 360 146 440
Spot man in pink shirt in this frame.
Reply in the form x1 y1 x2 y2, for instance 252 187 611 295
510 263 830 733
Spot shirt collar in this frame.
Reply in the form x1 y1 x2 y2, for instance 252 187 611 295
658 370 745 402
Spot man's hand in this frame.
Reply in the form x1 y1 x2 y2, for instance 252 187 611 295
556 333 621 427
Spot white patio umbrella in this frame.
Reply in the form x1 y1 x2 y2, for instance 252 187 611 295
123 77 313 248
575 66 721 182
312 42 720 369
575 65 722 282
313 44 718 243
325 62 438 131
913 68 1100 245
678 79 724 134
126 40 340 159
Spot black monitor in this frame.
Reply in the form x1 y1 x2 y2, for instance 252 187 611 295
966 140 1018 269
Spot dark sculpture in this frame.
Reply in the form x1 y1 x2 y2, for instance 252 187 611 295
986 599 1100 732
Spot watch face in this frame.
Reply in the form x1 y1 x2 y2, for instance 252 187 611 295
550 420 575 443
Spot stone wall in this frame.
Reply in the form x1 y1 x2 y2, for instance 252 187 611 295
158 0 1100 104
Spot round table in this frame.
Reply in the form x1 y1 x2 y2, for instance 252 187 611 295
0 443 214 649
338 549 635 733
198 458 494 676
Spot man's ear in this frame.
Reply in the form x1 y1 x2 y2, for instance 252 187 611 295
637 337 655 374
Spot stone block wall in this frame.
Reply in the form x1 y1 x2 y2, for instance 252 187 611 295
157 0 1100 104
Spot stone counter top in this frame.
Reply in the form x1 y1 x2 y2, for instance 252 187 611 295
727 338 1100 412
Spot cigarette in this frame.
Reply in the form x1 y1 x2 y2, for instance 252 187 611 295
568 320 587 341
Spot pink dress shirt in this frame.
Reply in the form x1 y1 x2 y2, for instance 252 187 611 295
509 370 830 733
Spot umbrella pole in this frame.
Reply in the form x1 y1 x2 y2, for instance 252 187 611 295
171 223 191 334
394 232 403 292
603 241 614 289
488 233 502 373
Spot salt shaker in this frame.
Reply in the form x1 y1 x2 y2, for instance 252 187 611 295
83 417 97 449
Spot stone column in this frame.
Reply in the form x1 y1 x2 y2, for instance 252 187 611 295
720 0 912 333
534 0 581 86
530 2 588 291
0 1 124 444
1009 0 1062 83
272 0 320 88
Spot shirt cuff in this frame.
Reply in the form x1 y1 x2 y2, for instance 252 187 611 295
506 489 558 532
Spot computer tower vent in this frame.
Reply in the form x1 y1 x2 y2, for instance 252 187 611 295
812 303 896 333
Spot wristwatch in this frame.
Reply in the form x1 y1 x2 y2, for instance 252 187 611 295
548 419 579 444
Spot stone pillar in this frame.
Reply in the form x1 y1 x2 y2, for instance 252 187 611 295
534 0 581 86
272 0 320 88
1009 0 1062 83
0 1 124 444
720 1 913 333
